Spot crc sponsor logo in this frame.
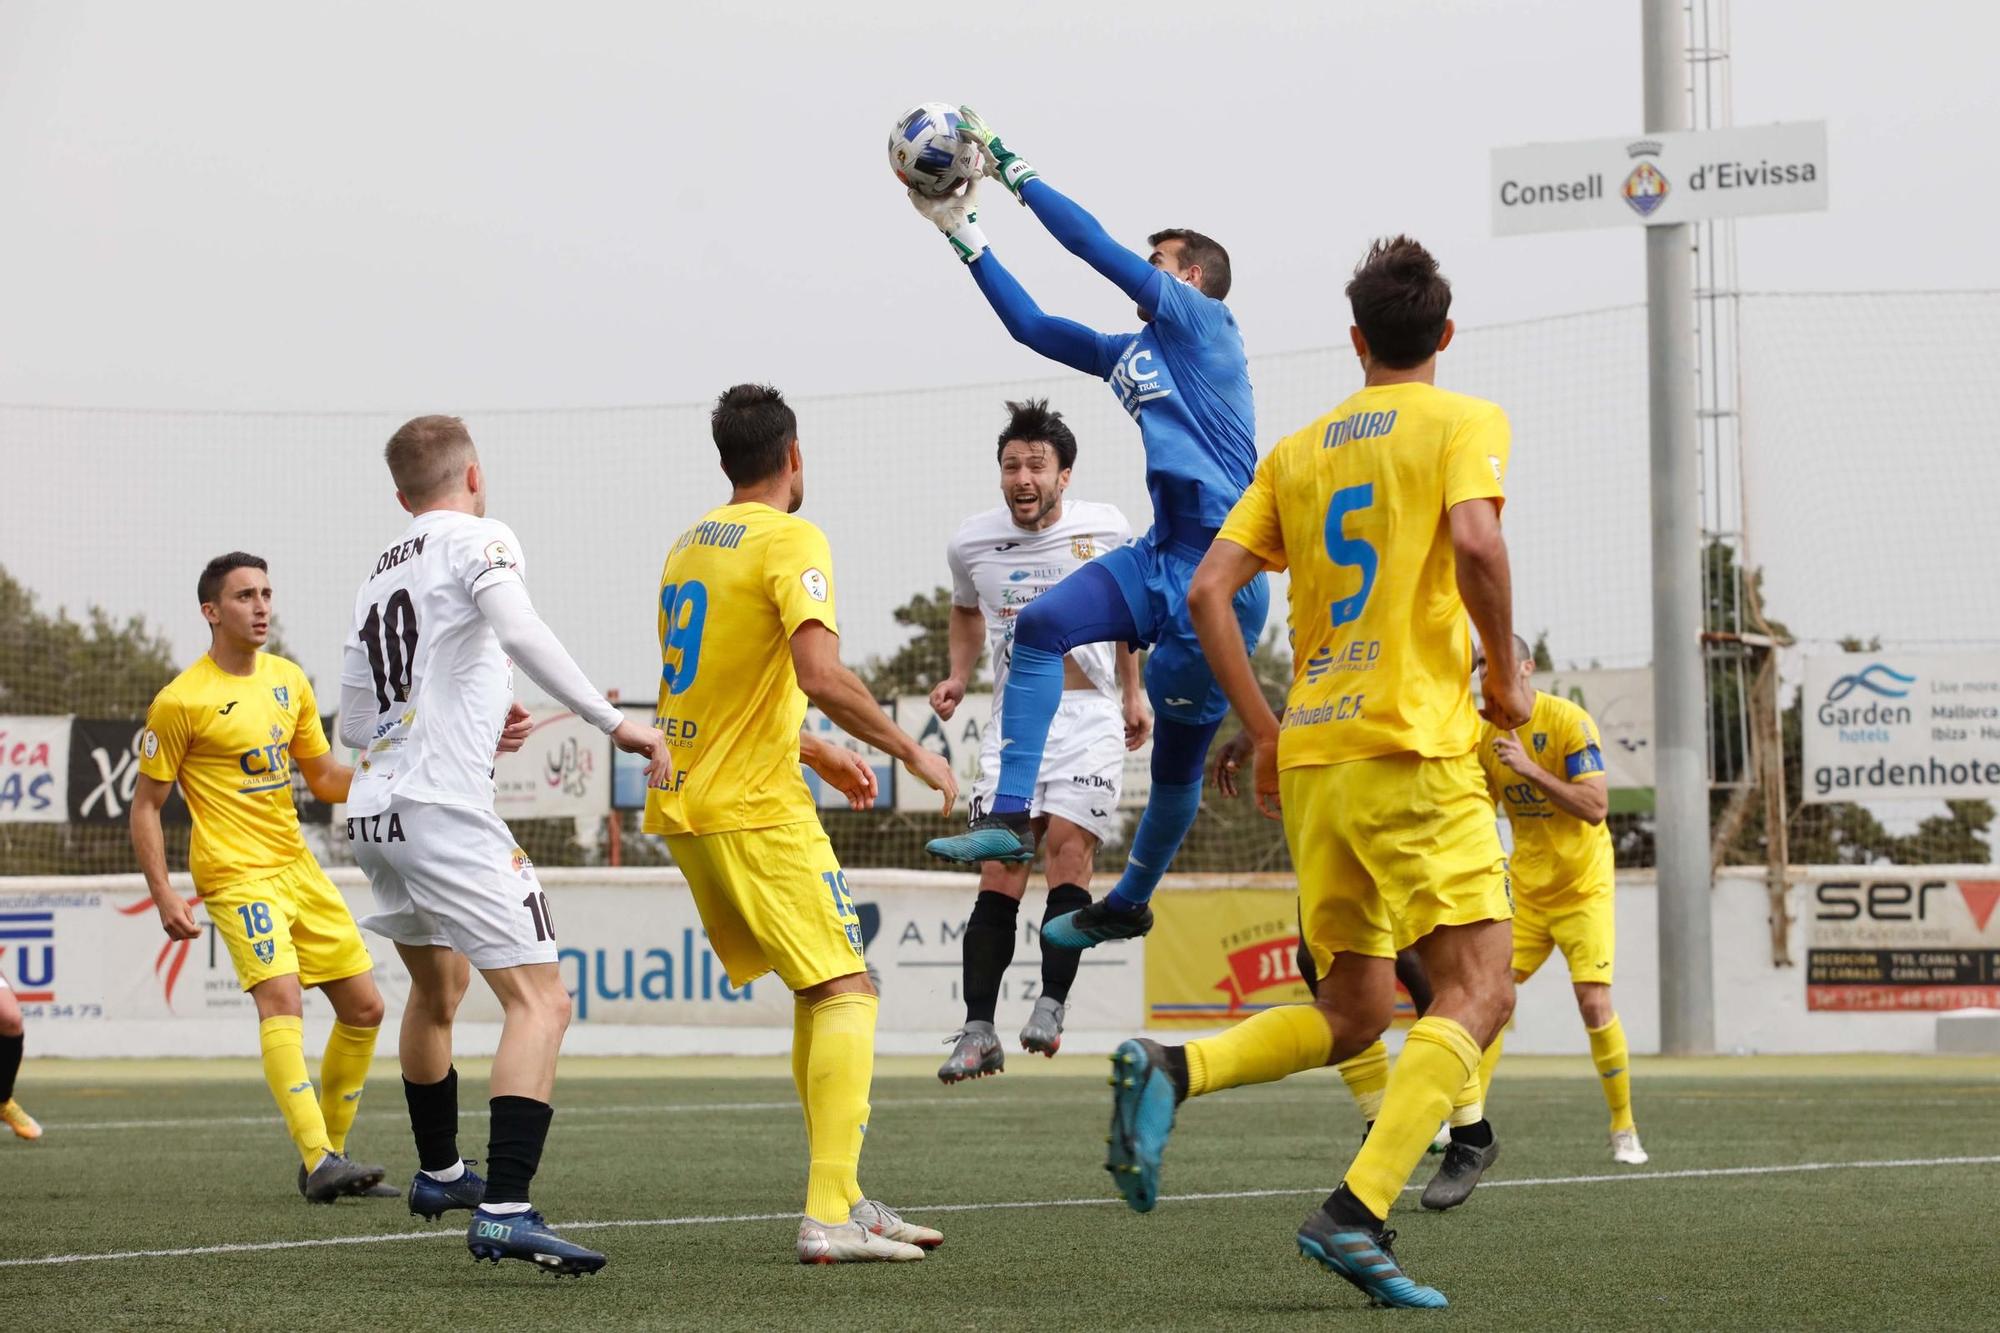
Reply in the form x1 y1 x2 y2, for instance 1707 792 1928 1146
1109 341 1171 418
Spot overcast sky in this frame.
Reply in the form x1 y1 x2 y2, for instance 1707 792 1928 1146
3 0 1995 700
1 0 1994 412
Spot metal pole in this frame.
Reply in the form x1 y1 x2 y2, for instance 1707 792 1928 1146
1645 0 1715 1055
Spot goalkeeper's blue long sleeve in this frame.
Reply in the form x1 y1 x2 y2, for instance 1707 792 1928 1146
968 248 1106 375
1021 177 1164 310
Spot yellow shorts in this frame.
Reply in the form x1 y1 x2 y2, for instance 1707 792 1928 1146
666 821 867 991
1512 890 1616 984
1289 751 1512 973
201 855 373 992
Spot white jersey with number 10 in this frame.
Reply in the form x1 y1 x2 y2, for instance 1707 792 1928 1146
342 509 524 818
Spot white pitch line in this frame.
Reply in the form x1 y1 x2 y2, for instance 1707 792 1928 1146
3 1154 1995 1270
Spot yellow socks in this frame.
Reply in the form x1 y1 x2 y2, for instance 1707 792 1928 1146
318 1021 378 1154
1587 1015 1636 1132
1335 1040 1389 1124
1479 1029 1504 1103
259 1015 332 1170
1344 1016 1481 1218
802 992 876 1225
1185 1004 1333 1098
791 996 814 1146
1448 1031 1507 1126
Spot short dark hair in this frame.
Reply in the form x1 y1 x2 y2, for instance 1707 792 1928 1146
995 398 1077 470
199 552 267 606
1346 235 1452 369
710 383 796 486
1149 228 1231 300
385 414 477 503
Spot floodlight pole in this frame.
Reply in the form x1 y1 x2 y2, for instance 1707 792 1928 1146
1644 0 1716 1055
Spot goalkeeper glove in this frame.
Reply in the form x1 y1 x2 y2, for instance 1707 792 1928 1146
956 105 1039 201
909 179 989 264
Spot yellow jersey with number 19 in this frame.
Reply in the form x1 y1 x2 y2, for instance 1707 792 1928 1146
1217 381 1510 770
136 652 330 892
642 502 839 838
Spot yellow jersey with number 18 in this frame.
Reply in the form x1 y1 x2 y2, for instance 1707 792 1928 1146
137 652 329 892
642 502 839 838
1217 381 1510 770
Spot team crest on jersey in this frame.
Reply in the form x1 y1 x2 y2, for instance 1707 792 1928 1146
1532 732 1547 752
253 939 276 964
1071 536 1098 561
272 685 289 709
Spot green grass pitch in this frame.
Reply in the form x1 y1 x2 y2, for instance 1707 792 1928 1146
5 1054 1997 1330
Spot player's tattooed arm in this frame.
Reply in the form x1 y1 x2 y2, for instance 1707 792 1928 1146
130 774 199 940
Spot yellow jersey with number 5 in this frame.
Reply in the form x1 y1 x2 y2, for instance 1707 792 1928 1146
1217 381 1510 770
642 502 838 837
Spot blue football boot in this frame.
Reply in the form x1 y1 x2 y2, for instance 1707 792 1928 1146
410 1160 487 1221
926 811 1035 864
1104 1038 1185 1213
1043 900 1154 950
466 1206 606 1277
1296 1206 1448 1309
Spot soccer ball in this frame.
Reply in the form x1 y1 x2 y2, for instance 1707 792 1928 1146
888 102 979 198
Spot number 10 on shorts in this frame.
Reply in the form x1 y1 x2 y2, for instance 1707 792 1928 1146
523 891 557 941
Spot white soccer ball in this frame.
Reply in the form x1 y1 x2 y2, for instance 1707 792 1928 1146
888 102 979 198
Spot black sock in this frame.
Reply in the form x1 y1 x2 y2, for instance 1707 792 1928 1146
1321 1182 1383 1230
485 1095 553 1206
0 1032 21 1103
403 1067 460 1172
962 891 1019 1024
1038 884 1092 1003
1161 1045 1192 1103
1451 1118 1494 1149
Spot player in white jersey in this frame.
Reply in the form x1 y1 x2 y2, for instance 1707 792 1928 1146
931 400 1148 1081
340 414 668 1277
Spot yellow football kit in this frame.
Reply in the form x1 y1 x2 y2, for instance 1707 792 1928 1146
642 502 865 991
139 653 371 991
1217 381 1515 966
1479 691 1617 983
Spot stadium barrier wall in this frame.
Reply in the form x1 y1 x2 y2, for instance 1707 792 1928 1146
2 867 1986 1060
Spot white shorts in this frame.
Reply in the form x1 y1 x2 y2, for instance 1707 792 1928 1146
348 797 559 972
970 690 1125 844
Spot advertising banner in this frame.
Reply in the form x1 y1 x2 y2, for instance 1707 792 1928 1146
0 716 70 823
854 880 1141 1032
1493 121 1828 236
1801 652 2000 802
493 705 610 821
1144 888 1315 1026
67 718 189 825
1804 873 2000 1011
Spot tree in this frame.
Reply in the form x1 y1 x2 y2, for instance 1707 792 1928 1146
861 587 965 698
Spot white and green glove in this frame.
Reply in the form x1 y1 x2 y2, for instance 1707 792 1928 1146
956 105 1039 201
908 177 989 264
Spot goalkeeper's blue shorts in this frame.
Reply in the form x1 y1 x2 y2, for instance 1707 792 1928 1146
1098 523 1268 728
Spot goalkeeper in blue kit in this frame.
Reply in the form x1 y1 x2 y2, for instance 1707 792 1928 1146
913 108 1268 949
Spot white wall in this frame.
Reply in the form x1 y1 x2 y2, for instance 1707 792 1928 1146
0 866 1972 1059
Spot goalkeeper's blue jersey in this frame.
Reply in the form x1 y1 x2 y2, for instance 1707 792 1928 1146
1093 275 1257 536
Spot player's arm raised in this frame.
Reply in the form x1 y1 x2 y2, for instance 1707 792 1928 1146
957 106 1163 309
910 179 1110 376
791 622 956 815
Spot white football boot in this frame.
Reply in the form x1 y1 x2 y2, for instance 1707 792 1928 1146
1610 1127 1650 1165
852 1198 944 1250
797 1215 926 1264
